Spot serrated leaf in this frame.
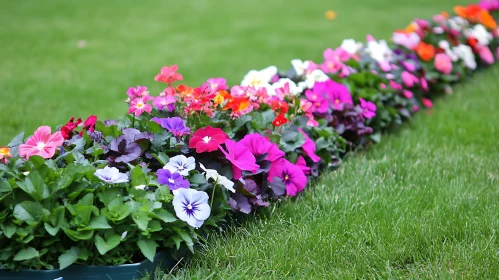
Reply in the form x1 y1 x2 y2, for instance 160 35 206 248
13 247 39 261
13 201 45 226
137 239 158 262
59 247 79 270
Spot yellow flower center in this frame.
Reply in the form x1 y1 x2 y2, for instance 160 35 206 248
136 102 144 109
335 99 340 104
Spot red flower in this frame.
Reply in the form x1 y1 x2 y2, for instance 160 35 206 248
270 100 289 114
84 116 97 132
189 126 228 153
272 114 288 127
61 116 82 139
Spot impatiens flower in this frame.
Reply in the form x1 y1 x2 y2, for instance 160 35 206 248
438 41 459 61
295 155 311 175
401 71 419 87
392 32 420 50
304 69 330 88
60 116 82 140
172 188 211 228
291 59 310 76
400 60 417 72
297 128 321 163
365 36 393 62
241 66 277 89
272 78 301 96
94 166 129 184
420 77 429 92
413 105 420 112
206 77 228 93
389 80 403 91
199 163 235 193
239 133 285 162
272 114 288 127
163 155 195 176
126 85 149 99
415 42 435 61
314 80 353 111
82 115 97 135
465 24 493 46
422 98 433 108
305 90 328 113
478 45 495 64
219 139 259 180
403 90 414 99
189 126 228 153
0 147 12 164
434 53 453 74
453 44 477 69
157 169 190 192
154 65 184 84
128 96 153 116
340 39 363 55
153 117 191 137
268 158 307 196
359 98 377 119
153 95 176 111
19 126 64 159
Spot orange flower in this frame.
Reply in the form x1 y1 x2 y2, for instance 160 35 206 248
404 22 418 33
415 42 435 61
176 84 195 99
441 11 449 19
325 10 336 20
0 146 12 164
454 4 497 29
478 10 497 29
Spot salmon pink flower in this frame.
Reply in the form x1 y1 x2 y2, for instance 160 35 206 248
206 78 228 93
128 96 153 116
189 126 228 153
297 128 321 163
422 98 433 108
19 126 64 159
219 139 259 180
359 98 377 119
126 85 149 99
154 65 184 84
268 158 307 196
0 147 12 164
434 53 453 74
153 95 176 111
401 71 419 87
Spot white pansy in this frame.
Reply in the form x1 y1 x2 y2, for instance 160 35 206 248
291 59 309 76
304 69 330 89
272 78 301 96
365 39 393 62
164 155 196 176
94 167 129 184
438 40 458 61
464 24 492 46
453 44 477 70
199 163 235 193
340 39 363 55
241 66 277 89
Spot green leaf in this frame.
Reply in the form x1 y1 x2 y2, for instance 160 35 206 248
95 235 121 255
13 201 45 226
133 212 151 231
0 178 12 193
62 228 94 241
189 173 207 185
151 153 169 166
137 239 158 262
17 170 50 201
8 132 25 147
58 247 79 270
149 209 177 223
13 247 39 261
84 215 112 230
174 227 194 252
0 223 16 238
131 165 147 187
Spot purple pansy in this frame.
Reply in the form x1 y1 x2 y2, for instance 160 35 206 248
151 117 191 137
157 169 190 191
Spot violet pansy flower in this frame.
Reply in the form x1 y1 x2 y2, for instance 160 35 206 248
172 188 211 228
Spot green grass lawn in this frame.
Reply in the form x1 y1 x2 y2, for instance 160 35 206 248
4 0 499 279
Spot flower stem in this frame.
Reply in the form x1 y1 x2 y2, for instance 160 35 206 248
210 183 217 209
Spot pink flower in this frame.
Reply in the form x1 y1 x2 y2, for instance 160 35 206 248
434 53 453 74
153 95 176 111
154 65 183 84
422 98 433 108
392 32 420 50
189 126 228 153
401 71 419 87
378 61 392 72
295 156 310 175
313 80 353 111
305 90 328 113
401 61 416 72
403 90 413 99
297 128 321 163
305 113 319 127
219 139 259 180
128 96 153 116
275 82 290 100
126 85 149 99
389 80 403 91
413 105 419 112
239 133 284 162
359 98 377 119
268 158 307 196
19 126 64 159
380 83 387 89
206 78 228 93
420 77 429 92
478 46 495 65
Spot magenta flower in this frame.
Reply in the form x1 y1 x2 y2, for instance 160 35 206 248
295 156 310 175
238 133 284 162
389 80 403 91
19 126 64 159
153 95 176 111
157 169 190 192
359 98 377 119
152 117 190 137
320 48 347 73
313 80 353 111
420 77 429 92
400 61 416 72
422 98 433 108
434 53 453 74
206 78 228 93
154 65 183 84
403 90 413 99
268 158 307 196
126 85 149 99
219 139 259 180
305 90 328 113
479 46 495 65
297 128 321 163
128 96 154 116
401 71 419 87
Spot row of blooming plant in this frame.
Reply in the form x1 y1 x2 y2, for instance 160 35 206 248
0 2 498 271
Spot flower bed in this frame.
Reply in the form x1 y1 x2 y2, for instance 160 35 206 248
0 1 498 273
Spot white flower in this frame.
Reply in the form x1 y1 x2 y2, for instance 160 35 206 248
465 24 492 46
304 69 330 89
438 40 458 61
297 81 308 92
94 167 129 184
199 163 235 193
173 188 211 228
163 155 195 176
365 39 393 62
241 66 277 89
433 27 444 34
290 59 310 76
340 39 363 55
448 16 469 32
135 184 146 190
272 78 301 96
453 44 477 70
